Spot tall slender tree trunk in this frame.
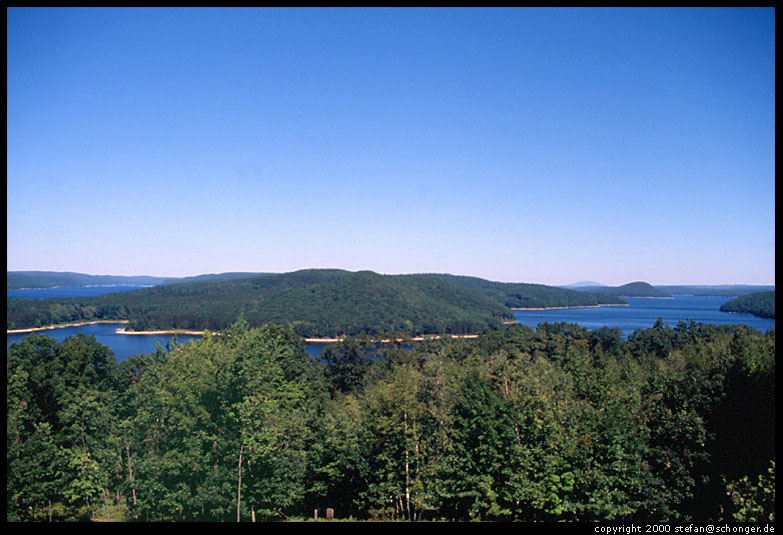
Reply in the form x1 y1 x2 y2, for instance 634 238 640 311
236 444 244 522
102 487 111 521
125 441 137 508
404 411 411 521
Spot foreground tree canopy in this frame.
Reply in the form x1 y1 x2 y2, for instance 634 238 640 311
7 319 775 522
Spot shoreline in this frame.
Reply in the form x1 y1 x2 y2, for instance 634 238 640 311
9 322 484 342
7 320 128 334
117 328 214 336
120 331 481 343
511 303 629 311
620 296 674 299
304 334 481 344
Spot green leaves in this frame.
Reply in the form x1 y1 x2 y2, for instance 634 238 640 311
722 460 775 522
720 290 775 319
63 450 103 511
7 320 775 521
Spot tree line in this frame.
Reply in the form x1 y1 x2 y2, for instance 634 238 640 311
7 319 775 522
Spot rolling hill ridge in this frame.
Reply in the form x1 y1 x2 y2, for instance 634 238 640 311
7 269 628 337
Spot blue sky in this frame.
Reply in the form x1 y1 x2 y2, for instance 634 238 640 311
7 7 775 286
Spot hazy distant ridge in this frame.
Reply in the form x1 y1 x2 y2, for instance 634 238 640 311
656 284 775 297
561 281 607 289
7 271 265 290
578 281 672 298
7 271 167 289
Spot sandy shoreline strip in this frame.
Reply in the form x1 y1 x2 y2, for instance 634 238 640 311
7 320 128 334
118 330 482 343
511 303 629 311
9 322 485 342
118 330 481 343
304 334 480 344
117 328 214 336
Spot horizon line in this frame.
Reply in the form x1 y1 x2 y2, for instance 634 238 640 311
6 268 775 289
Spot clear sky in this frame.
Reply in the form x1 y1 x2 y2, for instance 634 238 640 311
7 7 775 286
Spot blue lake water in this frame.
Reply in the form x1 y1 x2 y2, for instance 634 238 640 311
6 285 332 360
6 322 204 361
5 322 335 362
7 288 774 362
512 295 775 335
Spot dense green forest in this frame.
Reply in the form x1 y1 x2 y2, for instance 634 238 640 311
433 274 625 308
720 291 775 319
7 319 774 522
7 270 625 337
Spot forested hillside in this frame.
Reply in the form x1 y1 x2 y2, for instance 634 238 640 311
433 274 626 308
7 320 775 522
720 291 775 319
7 270 627 337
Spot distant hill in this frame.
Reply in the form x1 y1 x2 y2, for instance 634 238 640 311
579 281 672 298
560 281 607 289
720 291 775 319
7 269 627 336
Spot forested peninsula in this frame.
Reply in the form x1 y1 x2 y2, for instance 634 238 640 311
6 270 625 337
720 291 775 319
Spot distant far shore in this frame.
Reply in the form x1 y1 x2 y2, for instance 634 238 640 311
511 303 629 311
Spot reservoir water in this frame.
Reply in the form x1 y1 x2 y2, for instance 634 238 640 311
512 295 775 335
7 289 774 362
5 321 335 362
